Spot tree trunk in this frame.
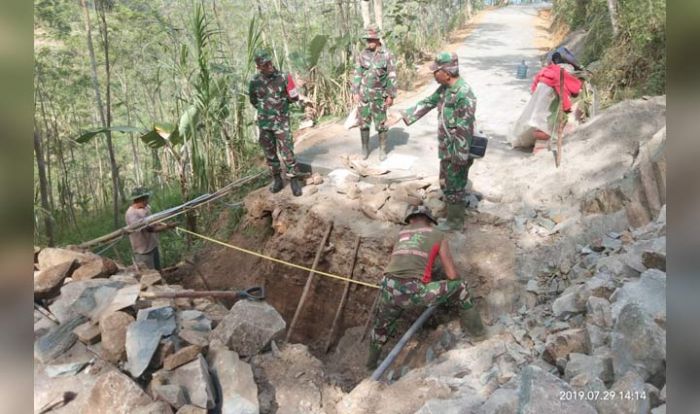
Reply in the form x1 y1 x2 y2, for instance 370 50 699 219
34 129 54 246
361 0 371 28
606 0 620 37
373 0 383 30
80 0 120 228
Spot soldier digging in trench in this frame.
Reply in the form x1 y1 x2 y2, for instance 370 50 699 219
367 205 486 370
248 49 304 196
352 25 398 161
387 51 477 231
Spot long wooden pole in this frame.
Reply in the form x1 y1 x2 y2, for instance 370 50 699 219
286 222 334 342
324 235 361 353
361 291 380 342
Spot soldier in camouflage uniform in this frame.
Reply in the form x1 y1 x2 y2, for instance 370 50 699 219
367 205 486 370
351 25 398 161
389 52 477 231
248 49 304 196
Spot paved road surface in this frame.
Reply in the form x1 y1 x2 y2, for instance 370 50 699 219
296 3 549 184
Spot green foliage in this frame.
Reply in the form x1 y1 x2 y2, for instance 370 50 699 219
75 126 141 143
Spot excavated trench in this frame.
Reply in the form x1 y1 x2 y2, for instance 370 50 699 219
167 186 523 390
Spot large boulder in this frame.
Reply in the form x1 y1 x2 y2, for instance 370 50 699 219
477 388 518 414
207 345 259 414
209 300 285 357
126 319 167 377
543 328 590 364
564 353 613 383
610 269 666 324
611 302 666 385
165 354 215 409
37 247 99 270
163 345 201 371
83 370 153 414
34 260 79 299
586 296 613 328
72 257 118 281
505 365 597 413
596 370 651 414
100 311 135 363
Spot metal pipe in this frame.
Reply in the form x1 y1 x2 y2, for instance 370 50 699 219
370 305 436 381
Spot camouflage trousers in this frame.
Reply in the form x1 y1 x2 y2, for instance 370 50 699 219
439 158 474 204
259 127 299 177
358 97 388 133
369 276 472 348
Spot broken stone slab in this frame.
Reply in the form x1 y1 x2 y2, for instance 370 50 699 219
133 401 174 414
611 302 666 385
610 268 666 324
207 345 259 414
163 345 201 371
48 279 133 324
126 319 166 377
167 354 215 409
74 321 101 344
140 270 163 287
34 260 79 300
209 300 285 357
378 197 410 224
622 237 666 273
551 285 587 318
476 387 518 414
586 296 613 328
100 311 135 363
34 315 87 363
416 389 484 414
37 247 100 270
153 384 187 410
178 329 209 348
175 405 207 414
512 364 597 413
359 190 390 220
582 272 617 299
564 353 613 383
137 306 177 336
82 370 154 414
72 257 118 281
586 322 610 349
543 328 590 365
596 370 651 414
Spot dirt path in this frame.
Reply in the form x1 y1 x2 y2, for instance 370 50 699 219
296 3 551 186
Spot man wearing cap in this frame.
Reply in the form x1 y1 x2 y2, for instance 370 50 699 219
387 51 477 231
367 205 486 370
352 25 398 161
125 187 176 271
248 49 304 196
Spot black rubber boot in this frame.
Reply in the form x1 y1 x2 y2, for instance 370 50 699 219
361 128 370 160
378 131 388 161
437 202 465 231
269 173 284 193
460 306 486 342
366 343 382 370
290 177 303 197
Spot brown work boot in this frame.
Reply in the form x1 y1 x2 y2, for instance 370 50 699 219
460 306 486 342
366 343 382 370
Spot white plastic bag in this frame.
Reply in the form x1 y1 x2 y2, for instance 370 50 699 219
511 82 556 148
344 106 360 130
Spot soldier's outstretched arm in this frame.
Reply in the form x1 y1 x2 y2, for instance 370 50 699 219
438 239 459 280
400 87 442 126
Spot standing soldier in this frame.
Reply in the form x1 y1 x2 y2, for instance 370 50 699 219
388 52 477 231
352 25 398 161
367 205 486 370
248 49 304 196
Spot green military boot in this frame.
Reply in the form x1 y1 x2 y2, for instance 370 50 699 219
437 202 465 231
460 306 486 342
361 129 370 160
366 343 382 370
290 177 303 197
378 131 388 161
269 173 284 193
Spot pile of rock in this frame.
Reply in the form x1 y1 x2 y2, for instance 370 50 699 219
33 247 287 413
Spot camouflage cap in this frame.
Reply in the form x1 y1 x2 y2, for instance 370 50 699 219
430 51 459 73
130 187 151 200
361 24 382 40
404 205 438 225
254 49 273 65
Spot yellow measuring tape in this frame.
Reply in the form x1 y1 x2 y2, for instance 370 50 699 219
175 226 380 289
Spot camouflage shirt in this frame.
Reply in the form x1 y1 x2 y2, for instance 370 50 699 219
352 48 398 101
384 223 445 280
248 70 299 131
401 77 477 163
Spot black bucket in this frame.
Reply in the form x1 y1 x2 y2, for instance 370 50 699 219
469 133 488 158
